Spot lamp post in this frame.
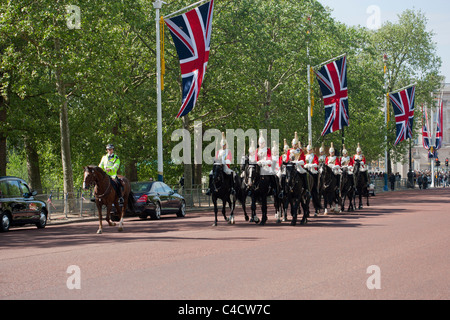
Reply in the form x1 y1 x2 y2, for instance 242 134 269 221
154 0 166 181
383 54 389 191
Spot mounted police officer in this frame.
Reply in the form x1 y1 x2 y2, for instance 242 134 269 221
99 144 124 204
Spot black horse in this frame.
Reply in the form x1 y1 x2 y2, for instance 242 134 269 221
354 159 370 209
284 163 314 226
340 166 355 212
245 162 275 225
318 163 341 215
211 160 236 226
275 169 289 223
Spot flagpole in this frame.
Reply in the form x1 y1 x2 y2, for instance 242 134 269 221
312 53 346 70
389 83 417 95
165 0 209 19
307 46 312 144
154 0 165 182
383 54 389 191
430 95 435 188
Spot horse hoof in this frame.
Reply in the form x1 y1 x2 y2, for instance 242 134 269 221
97 229 102 234
290 221 297 226
212 222 217 227
245 216 249 222
118 227 123 232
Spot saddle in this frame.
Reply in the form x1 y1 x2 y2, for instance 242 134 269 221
110 177 124 195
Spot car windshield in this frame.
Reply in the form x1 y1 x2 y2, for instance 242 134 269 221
131 182 154 193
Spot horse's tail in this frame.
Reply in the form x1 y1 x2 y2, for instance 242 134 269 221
128 191 136 213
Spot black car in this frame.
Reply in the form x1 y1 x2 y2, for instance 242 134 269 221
131 181 186 220
0 176 48 232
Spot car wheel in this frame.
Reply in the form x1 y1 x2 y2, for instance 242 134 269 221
36 210 47 229
177 200 186 217
1 212 11 232
151 202 161 220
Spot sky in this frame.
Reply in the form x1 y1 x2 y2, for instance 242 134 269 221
318 0 450 83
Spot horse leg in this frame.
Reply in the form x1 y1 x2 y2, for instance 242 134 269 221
222 198 228 222
241 197 249 222
96 202 103 234
212 196 218 227
300 200 308 225
250 198 256 222
259 198 267 226
229 195 236 225
118 198 126 232
105 204 116 227
290 200 298 226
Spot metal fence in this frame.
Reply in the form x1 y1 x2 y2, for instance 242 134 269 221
39 179 418 219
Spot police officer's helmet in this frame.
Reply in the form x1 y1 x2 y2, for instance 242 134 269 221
106 144 115 150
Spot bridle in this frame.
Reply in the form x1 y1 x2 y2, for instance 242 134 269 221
84 167 112 199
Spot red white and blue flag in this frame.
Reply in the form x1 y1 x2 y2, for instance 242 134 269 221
315 56 349 136
422 105 431 150
165 0 214 118
435 98 443 150
389 85 415 146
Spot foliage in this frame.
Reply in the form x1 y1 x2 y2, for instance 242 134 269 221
0 0 443 189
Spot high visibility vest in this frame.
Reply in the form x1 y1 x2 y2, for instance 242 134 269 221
99 154 120 178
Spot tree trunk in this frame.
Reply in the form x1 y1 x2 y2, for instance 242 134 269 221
0 94 7 176
55 39 75 212
24 137 43 193
125 160 138 182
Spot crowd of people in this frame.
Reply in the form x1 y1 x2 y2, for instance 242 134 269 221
369 170 450 190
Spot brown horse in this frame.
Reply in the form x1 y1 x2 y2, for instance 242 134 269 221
83 165 134 234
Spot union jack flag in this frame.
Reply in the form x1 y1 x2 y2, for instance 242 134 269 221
422 105 431 150
435 98 443 150
389 85 415 146
165 0 214 119
315 56 349 136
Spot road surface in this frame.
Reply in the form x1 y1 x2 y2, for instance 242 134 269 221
1 188 448 301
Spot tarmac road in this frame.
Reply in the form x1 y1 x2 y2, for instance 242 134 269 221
0 188 448 300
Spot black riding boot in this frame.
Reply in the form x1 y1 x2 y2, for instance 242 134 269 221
115 177 124 204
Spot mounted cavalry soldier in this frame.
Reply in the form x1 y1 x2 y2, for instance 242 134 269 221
256 131 273 175
318 142 327 164
325 142 341 175
206 132 235 195
353 143 366 168
353 143 369 182
99 144 123 204
287 132 306 173
304 140 319 174
340 144 354 174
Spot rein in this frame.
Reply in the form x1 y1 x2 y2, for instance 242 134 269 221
92 171 113 199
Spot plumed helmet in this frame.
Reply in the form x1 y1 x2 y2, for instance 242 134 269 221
357 143 362 153
272 141 279 156
258 130 266 147
319 142 325 153
249 139 256 155
342 144 348 155
292 132 299 147
306 139 313 152
220 132 227 147
283 139 289 152
329 142 335 154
